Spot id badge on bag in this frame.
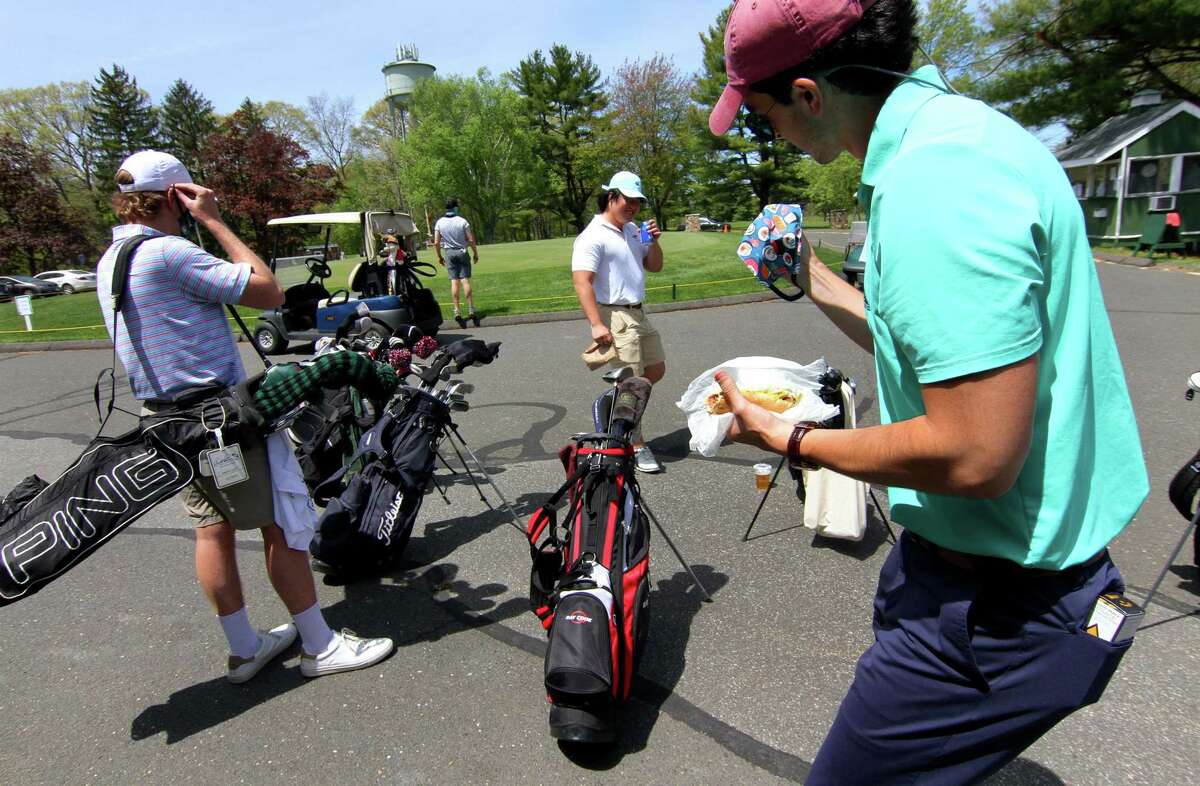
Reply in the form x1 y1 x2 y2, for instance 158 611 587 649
207 444 249 489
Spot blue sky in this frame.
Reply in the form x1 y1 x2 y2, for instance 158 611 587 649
1 0 733 114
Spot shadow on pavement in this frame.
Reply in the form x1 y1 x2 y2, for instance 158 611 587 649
982 756 1066 785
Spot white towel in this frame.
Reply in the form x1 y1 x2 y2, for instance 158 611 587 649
803 380 867 541
265 431 319 551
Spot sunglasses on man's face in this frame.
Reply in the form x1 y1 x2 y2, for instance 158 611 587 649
740 101 778 144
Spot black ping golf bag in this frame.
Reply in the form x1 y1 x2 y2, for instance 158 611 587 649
525 391 652 743
309 387 450 575
0 390 259 607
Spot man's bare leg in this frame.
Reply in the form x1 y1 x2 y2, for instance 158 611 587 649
195 521 245 615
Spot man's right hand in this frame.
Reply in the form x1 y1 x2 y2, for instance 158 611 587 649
591 322 613 346
172 182 222 227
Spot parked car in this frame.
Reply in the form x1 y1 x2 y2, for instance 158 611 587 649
674 216 728 232
842 221 867 289
35 269 97 294
0 280 17 302
0 275 62 298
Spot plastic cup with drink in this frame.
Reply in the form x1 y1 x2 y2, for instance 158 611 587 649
754 462 773 491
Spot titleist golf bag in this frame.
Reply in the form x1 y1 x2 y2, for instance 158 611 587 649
309 387 450 574
526 374 654 743
0 388 261 607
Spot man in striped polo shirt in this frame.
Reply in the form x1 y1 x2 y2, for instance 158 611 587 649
97 151 393 683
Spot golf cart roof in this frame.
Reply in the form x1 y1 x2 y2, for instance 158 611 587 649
268 212 371 226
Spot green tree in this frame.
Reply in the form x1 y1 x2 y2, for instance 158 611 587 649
690 8 808 224
200 104 335 253
87 64 158 185
258 100 310 142
801 153 864 220
395 71 536 244
917 0 988 92
511 44 608 233
0 134 84 274
0 82 96 193
159 79 217 178
981 0 1200 134
607 55 695 229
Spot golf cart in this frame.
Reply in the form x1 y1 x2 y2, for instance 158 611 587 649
253 211 443 354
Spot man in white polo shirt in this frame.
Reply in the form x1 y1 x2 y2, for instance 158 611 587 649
571 171 666 473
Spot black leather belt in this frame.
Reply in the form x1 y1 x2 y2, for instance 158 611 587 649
599 302 642 309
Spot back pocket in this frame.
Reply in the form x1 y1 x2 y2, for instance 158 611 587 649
544 592 613 708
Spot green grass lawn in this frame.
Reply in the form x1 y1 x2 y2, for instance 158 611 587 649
0 232 842 344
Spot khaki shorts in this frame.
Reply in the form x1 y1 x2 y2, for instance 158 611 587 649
141 404 275 530
597 304 665 376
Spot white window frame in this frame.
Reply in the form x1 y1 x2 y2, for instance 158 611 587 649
1126 152 1200 196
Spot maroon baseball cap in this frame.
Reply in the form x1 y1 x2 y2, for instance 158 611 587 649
709 0 877 135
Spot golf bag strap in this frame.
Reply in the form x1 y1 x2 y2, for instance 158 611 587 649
94 234 150 428
227 305 271 369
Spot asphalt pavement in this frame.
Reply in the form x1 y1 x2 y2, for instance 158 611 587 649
1 260 1198 785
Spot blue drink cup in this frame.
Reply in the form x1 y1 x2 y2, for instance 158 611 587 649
639 221 652 244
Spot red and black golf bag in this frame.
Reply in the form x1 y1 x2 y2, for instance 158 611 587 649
526 375 655 743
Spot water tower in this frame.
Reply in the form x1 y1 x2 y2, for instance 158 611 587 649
382 44 436 140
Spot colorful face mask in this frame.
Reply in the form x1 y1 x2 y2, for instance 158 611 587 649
736 204 804 300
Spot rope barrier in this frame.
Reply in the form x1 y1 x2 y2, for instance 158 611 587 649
1 274 776 335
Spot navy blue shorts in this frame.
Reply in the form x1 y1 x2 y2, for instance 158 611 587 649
807 531 1131 785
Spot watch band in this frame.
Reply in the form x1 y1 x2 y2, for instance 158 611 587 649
787 421 820 470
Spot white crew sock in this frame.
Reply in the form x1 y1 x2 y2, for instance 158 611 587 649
219 606 261 659
293 602 336 656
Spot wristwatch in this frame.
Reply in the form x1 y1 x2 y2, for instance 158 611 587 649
786 421 821 470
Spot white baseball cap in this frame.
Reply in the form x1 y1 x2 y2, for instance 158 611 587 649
117 150 193 192
601 171 646 200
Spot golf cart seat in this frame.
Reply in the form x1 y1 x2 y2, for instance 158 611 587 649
282 282 331 331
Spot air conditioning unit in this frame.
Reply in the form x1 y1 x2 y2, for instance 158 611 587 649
1149 195 1176 212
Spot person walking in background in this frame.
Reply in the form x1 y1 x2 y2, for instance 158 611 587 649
96 150 394 685
433 198 480 328
707 1 1148 782
571 170 666 474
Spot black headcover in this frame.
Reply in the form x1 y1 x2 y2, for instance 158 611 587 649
611 376 652 432
444 339 501 371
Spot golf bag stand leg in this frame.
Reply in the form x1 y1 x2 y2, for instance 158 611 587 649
743 456 788 541
445 422 526 533
639 496 714 602
1141 506 1200 612
439 442 493 508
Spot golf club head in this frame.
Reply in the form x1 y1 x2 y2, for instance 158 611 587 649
453 382 474 395
602 366 634 386
450 400 469 412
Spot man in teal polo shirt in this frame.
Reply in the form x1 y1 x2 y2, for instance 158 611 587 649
708 1 1148 782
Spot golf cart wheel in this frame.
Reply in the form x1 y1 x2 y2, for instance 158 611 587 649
61 284 75 295
844 271 858 288
254 323 288 355
361 325 390 351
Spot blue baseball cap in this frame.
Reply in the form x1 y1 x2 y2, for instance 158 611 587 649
601 171 646 200
737 203 804 286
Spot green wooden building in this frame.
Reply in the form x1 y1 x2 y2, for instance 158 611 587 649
1056 91 1200 246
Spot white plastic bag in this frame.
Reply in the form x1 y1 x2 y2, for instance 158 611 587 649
675 356 840 457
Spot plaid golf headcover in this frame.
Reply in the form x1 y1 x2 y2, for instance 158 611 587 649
254 351 399 421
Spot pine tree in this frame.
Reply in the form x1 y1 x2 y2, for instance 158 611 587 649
689 8 808 222
87 64 158 186
159 79 217 178
511 45 608 233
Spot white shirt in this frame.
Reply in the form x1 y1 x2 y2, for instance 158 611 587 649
433 214 471 250
571 214 649 305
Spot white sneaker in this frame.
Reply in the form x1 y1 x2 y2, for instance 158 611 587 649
226 622 297 684
634 445 663 473
300 629 394 678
